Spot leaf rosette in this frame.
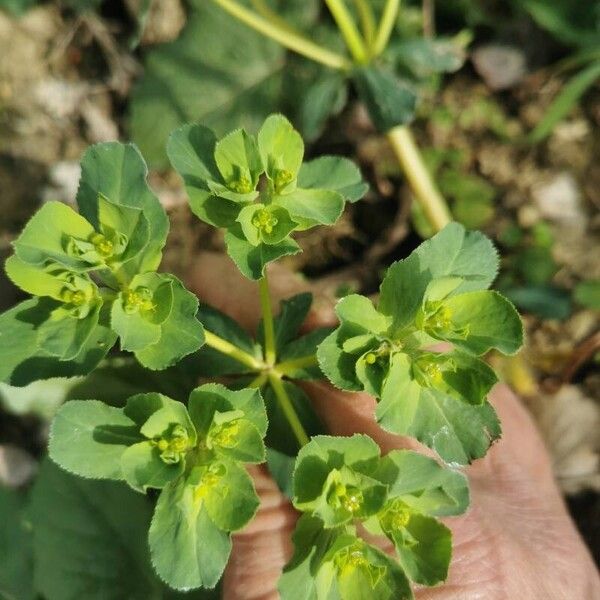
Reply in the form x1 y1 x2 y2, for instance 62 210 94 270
49 383 268 590
317 223 523 464
279 434 469 599
168 114 367 279
1 143 204 384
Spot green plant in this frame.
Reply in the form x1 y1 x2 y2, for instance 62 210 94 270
517 0 600 142
1 114 523 599
132 0 470 233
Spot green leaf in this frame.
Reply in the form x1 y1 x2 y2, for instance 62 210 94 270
278 328 331 380
332 538 413 600
379 222 499 331
375 450 469 517
384 509 451 586
30 459 163 600
317 328 364 392
224 224 301 280
273 188 345 228
0 299 116 387
167 124 241 228
134 276 205 370
352 66 417 132
264 381 324 456
149 476 232 590
293 435 387 527
336 294 391 334
289 67 348 141
111 272 174 352
193 304 262 376
438 291 523 355
188 383 268 439
12 201 95 271
389 37 466 78
121 441 184 492
503 284 572 320
266 448 296 498
5 255 75 300
258 292 312 352
258 114 304 185
528 62 600 143
519 0 600 48
49 400 141 480
298 156 368 203
377 354 501 465
278 514 339 600
37 300 102 361
0 487 33 600
0 378 76 420
140 399 195 441
130 1 288 168
214 128 262 192
77 142 169 278
201 460 260 532
574 279 600 310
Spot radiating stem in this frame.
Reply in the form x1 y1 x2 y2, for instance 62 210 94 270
325 0 368 64
213 0 352 70
249 372 268 388
259 274 277 366
250 0 299 35
268 372 310 447
373 0 400 56
353 0 376 51
276 355 319 376
204 330 265 371
386 125 452 232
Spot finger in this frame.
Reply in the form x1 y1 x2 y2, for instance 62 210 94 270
187 252 336 334
223 466 297 600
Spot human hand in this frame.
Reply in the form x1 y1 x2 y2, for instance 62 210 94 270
189 253 600 600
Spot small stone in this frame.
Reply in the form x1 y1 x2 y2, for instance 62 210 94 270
472 44 527 90
0 445 37 488
532 172 585 228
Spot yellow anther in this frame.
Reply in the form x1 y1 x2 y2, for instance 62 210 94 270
228 175 253 194
90 233 114 258
342 493 362 513
365 353 377 365
380 500 411 533
157 439 169 452
124 287 155 314
212 421 240 449
251 209 279 235
328 482 363 514
273 168 294 192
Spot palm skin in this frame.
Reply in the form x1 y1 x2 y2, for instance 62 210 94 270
189 253 600 600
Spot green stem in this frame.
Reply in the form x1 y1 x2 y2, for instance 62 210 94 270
212 0 352 70
276 355 319 376
353 0 376 51
204 330 265 371
373 0 400 56
259 274 277 366
268 372 310 447
325 0 368 64
249 372 268 388
250 0 299 35
386 125 451 232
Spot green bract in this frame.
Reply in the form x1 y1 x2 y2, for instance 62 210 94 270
279 434 469 599
1 143 204 385
318 223 523 465
49 383 268 590
167 113 367 279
